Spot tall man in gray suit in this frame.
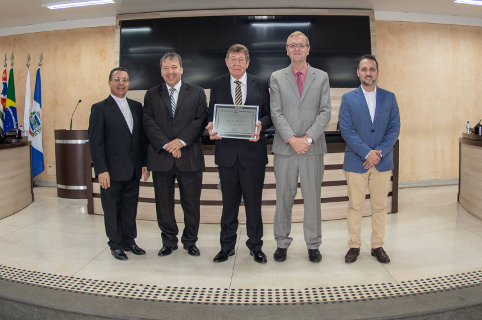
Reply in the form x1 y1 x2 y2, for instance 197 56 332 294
339 54 400 264
270 31 332 262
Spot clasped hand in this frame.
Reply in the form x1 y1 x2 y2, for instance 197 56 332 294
363 150 382 169
289 137 311 154
165 139 183 159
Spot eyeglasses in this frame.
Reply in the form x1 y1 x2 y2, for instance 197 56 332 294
286 44 307 49
112 77 130 84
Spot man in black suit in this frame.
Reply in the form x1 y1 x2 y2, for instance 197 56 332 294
206 44 272 263
143 52 207 257
88 67 149 261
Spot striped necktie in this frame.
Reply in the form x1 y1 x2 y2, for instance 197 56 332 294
169 88 176 116
234 80 242 105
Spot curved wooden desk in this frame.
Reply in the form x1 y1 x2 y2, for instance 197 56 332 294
458 133 482 220
0 141 34 219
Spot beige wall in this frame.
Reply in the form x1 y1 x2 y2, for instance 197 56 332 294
0 26 115 181
376 21 482 181
1 21 481 182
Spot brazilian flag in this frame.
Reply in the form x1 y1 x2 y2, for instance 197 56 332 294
4 68 17 132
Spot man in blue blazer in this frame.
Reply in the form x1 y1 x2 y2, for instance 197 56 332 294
339 54 400 263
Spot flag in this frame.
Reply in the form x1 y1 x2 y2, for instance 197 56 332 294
23 67 31 137
29 67 44 177
1 68 7 133
4 67 17 132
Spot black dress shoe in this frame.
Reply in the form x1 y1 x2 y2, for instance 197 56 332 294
158 245 178 256
308 249 322 262
111 249 128 260
273 247 287 262
250 250 267 263
184 244 200 256
345 248 360 263
213 249 235 262
124 245 146 255
371 247 390 263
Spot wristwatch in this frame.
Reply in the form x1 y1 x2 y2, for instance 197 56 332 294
305 135 313 144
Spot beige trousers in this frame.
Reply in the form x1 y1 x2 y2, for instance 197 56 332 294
345 168 391 249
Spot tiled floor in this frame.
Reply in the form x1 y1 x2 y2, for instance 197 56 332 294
1 185 481 293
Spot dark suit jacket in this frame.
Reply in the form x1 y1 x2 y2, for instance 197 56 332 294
339 86 400 173
207 73 272 168
143 81 207 172
88 95 147 181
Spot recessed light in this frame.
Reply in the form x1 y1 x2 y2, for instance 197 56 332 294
42 0 115 10
454 0 482 6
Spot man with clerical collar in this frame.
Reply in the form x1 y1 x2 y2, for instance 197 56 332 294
88 67 149 260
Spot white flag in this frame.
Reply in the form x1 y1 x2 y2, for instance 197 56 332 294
23 67 31 137
29 67 44 178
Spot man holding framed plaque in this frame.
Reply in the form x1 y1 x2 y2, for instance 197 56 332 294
270 31 332 263
206 44 272 264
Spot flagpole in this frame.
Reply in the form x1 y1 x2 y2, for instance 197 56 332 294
0 54 5 133
31 54 44 178
23 54 31 137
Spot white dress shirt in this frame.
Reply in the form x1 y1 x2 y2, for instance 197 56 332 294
361 86 379 159
111 94 133 133
166 80 182 108
164 80 186 148
361 86 377 123
230 73 247 105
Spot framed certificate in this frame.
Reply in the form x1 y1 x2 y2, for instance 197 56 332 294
213 104 259 140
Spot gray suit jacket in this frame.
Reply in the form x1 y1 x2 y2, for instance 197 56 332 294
270 65 332 155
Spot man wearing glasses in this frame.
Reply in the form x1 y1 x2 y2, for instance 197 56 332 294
270 31 332 263
89 67 150 260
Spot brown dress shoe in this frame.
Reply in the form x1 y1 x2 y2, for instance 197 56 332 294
371 247 390 263
345 248 360 263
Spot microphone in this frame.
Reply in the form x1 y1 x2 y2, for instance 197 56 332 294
70 100 82 130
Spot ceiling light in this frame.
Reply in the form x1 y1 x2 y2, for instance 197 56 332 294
454 0 482 6
42 0 115 10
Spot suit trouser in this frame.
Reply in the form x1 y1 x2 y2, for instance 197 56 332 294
345 168 391 249
100 172 140 250
152 164 202 247
218 158 265 252
273 153 324 249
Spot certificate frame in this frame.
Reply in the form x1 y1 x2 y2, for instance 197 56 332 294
213 104 259 140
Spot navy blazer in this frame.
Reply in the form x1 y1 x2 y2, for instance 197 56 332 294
339 86 400 173
143 81 207 172
207 73 272 168
88 95 147 181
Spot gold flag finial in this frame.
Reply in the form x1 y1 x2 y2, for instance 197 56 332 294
27 54 31 68
10 52 14 67
3 54 6 68
39 53 43 67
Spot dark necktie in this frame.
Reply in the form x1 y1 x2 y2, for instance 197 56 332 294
169 88 176 116
296 71 303 97
234 80 242 105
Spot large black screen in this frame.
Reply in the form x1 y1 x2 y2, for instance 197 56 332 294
120 15 371 89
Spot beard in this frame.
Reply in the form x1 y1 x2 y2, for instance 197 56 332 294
361 76 377 87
